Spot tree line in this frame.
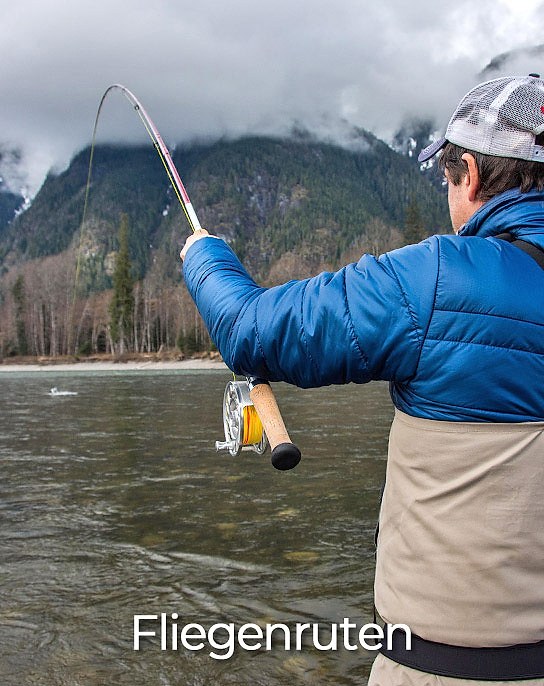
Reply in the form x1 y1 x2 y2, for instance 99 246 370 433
0 204 429 361
0 215 213 359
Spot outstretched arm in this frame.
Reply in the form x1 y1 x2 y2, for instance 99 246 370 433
182 235 431 388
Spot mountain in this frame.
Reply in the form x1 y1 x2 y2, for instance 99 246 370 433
0 132 448 284
0 146 26 234
0 132 449 359
479 44 544 79
0 189 24 235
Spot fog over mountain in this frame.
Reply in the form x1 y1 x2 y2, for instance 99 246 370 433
2 0 543 198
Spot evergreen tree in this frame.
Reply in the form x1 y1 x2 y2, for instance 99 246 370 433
177 328 199 355
12 274 28 356
109 214 134 354
403 198 427 244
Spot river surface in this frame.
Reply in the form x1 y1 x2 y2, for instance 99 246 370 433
0 370 393 685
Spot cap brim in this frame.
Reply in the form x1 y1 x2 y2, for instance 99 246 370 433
417 137 447 162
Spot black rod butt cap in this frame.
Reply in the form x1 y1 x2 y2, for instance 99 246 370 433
271 443 301 471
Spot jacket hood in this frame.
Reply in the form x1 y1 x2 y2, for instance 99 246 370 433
459 187 544 249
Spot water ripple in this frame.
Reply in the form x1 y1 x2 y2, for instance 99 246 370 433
0 373 389 685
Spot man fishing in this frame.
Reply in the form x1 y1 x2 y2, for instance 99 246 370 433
180 74 544 684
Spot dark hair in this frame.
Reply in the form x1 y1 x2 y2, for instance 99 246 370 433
439 141 544 202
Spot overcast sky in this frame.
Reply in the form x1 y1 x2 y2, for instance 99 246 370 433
2 0 544 196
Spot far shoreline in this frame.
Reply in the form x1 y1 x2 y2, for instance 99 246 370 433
0 353 229 373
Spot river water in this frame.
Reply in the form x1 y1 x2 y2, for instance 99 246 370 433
0 370 392 685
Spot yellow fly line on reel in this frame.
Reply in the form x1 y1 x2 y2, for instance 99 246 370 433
216 380 268 457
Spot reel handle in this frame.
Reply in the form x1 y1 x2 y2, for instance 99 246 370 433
247 378 301 471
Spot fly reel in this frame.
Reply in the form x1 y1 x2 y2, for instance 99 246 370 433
215 380 268 457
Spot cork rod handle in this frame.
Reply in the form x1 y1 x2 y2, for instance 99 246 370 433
248 379 301 470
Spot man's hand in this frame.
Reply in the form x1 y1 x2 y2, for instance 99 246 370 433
180 228 210 262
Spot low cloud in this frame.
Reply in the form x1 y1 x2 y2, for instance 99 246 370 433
2 0 543 196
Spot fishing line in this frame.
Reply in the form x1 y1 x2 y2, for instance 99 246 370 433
76 86 198 290
71 84 300 469
243 404 264 445
72 85 197 340
131 103 195 231
72 85 267 457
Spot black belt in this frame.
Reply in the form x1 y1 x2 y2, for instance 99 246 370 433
380 628 544 681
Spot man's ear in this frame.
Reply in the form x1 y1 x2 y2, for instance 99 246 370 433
461 153 481 202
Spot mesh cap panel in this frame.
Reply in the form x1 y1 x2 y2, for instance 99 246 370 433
418 75 544 163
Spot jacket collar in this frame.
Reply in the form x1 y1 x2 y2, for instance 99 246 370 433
458 187 544 243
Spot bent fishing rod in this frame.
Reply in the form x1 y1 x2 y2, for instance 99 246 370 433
86 84 301 471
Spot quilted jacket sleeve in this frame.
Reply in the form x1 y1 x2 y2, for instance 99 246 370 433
182 236 438 388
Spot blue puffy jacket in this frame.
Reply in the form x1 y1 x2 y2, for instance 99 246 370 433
183 188 544 423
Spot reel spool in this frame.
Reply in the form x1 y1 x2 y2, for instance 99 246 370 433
215 380 268 457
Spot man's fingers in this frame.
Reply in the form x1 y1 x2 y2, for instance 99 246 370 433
180 228 210 261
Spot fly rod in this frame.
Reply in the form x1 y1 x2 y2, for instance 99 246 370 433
87 84 301 470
